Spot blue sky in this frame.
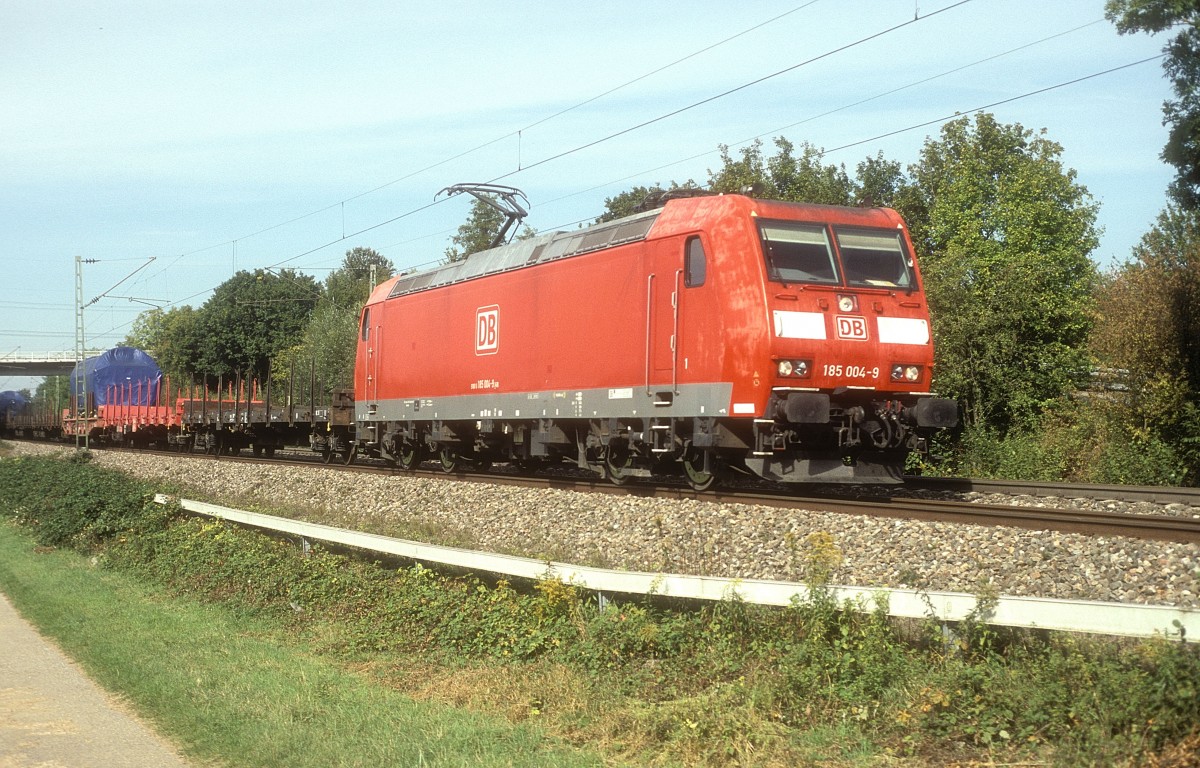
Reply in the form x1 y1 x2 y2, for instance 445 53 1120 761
0 0 1177 390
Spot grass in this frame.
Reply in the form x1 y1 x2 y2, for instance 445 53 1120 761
0 521 606 768
3 449 1200 767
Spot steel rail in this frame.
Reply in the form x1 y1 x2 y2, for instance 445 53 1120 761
16 440 1200 544
903 476 1200 506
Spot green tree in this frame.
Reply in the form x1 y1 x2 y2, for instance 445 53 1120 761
1091 204 1200 480
31 375 69 417
444 199 536 263
297 247 395 389
192 269 322 380
324 246 395 309
708 138 855 205
1106 0 1200 208
909 113 1100 431
123 305 202 383
596 185 664 223
594 181 702 223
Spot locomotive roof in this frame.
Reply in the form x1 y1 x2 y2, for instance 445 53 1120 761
383 207 662 301
375 194 906 302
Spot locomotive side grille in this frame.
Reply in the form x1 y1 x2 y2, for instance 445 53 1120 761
385 209 662 300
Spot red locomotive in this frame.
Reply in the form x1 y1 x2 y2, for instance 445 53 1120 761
349 193 957 488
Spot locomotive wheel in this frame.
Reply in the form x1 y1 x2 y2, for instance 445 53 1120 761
438 447 460 473
321 449 335 465
682 450 718 492
604 445 634 486
396 440 422 470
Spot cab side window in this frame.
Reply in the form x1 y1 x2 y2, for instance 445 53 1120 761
685 236 706 287
360 307 371 341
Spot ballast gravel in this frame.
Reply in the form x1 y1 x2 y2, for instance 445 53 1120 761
13 443 1200 609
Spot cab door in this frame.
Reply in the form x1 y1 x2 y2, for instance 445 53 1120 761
645 244 680 399
646 235 707 398
358 306 380 405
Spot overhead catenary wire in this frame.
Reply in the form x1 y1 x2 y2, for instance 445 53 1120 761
142 1 830 281
534 18 1110 211
158 0 976 285
118 51 1159 340
487 0 976 184
64 5 1147 355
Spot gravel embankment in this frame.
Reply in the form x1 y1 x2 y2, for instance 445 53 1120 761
12 443 1200 608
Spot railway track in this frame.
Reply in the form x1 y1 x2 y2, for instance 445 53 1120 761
7 437 1199 544
61 441 1200 546
903 475 1200 507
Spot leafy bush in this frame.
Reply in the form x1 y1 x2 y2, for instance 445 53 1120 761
942 403 1194 486
0 453 165 548
5 453 1200 765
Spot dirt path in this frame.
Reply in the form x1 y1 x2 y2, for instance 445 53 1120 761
0 592 195 768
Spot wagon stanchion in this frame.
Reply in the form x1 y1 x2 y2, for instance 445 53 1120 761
287 357 295 428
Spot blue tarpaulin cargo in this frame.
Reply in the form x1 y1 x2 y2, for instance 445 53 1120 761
70 347 163 408
0 390 27 414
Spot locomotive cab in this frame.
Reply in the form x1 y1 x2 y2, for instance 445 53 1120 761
747 205 957 482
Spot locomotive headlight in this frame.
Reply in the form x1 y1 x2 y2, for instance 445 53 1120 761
776 359 811 378
891 364 904 381
837 295 857 312
904 365 920 381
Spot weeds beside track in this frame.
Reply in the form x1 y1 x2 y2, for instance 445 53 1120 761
2 448 1199 767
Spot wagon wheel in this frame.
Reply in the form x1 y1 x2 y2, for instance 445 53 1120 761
438 446 460 473
396 440 422 470
321 449 335 465
514 457 543 473
604 444 634 486
682 449 718 493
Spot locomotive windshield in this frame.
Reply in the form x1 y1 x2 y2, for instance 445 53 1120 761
834 227 914 289
759 220 914 289
759 222 839 285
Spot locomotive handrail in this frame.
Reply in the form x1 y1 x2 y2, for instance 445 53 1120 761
644 273 654 396
672 268 682 396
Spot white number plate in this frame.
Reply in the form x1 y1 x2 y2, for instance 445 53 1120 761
822 364 880 379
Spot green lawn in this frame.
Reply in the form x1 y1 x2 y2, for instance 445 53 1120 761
0 522 605 768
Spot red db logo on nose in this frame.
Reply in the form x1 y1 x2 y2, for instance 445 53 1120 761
835 315 868 341
476 305 499 355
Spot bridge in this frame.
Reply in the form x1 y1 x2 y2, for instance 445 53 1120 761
0 352 107 378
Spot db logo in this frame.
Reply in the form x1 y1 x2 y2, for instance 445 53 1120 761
835 315 869 341
475 305 499 355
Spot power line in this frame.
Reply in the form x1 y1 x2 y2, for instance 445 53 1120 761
487 0 976 184
819 54 1166 157
244 0 974 275
62 9 1150 346
535 19 1108 211
516 1 824 136
148 1 828 278
134 1 966 302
